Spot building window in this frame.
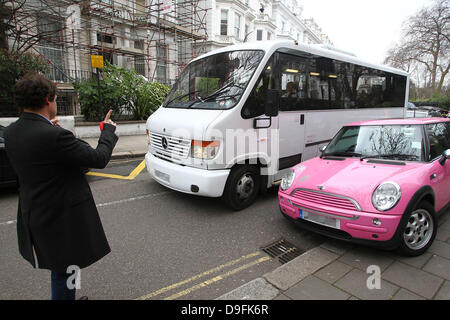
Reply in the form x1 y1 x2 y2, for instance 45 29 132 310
244 24 249 41
134 40 145 76
156 44 167 84
256 29 263 41
234 13 241 39
220 9 228 35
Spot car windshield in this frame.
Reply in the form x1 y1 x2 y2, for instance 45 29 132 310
163 50 264 109
324 125 425 161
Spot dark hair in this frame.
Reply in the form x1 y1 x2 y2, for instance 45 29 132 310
14 73 57 111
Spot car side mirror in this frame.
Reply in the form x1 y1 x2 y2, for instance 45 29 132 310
265 89 279 117
439 149 450 165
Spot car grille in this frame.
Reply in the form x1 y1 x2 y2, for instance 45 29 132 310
290 188 361 211
150 132 191 162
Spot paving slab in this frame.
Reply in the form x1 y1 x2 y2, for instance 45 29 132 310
428 240 450 259
423 255 450 280
335 268 399 300
434 281 450 300
396 252 433 269
338 247 395 272
284 275 350 300
314 260 353 284
263 247 339 291
215 278 279 300
436 228 450 242
392 289 426 300
382 261 444 299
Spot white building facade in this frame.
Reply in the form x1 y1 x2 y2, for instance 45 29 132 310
204 0 333 52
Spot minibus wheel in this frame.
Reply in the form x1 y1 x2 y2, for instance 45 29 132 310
396 201 437 257
222 165 260 211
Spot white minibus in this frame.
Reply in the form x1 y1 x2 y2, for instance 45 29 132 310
145 40 409 210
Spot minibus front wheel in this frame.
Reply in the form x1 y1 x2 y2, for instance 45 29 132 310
222 165 260 211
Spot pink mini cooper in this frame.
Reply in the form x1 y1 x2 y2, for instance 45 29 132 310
279 118 450 256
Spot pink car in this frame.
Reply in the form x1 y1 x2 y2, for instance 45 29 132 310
279 118 450 256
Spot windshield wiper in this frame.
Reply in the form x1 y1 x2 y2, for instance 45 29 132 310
360 154 419 161
165 90 202 107
321 151 362 158
201 82 242 102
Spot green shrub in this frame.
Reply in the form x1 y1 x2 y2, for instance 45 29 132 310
74 62 170 121
412 94 450 110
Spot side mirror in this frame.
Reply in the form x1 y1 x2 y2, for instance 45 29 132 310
265 89 279 117
439 149 450 165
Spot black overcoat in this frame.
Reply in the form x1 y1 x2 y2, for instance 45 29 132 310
4 112 118 272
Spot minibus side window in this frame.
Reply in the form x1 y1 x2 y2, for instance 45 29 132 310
241 57 276 119
279 53 310 111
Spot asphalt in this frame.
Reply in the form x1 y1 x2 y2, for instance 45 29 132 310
87 134 450 300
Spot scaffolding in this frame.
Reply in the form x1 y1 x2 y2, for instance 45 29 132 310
6 0 209 114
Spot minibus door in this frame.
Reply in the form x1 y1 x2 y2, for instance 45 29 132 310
277 111 305 175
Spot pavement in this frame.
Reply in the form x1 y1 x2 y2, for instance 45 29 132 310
85 134 450 300
83 134 148 160
217 213 450 300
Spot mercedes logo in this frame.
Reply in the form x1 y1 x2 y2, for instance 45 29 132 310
161 137 168 150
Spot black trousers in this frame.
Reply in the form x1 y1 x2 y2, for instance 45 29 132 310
51 271 76 300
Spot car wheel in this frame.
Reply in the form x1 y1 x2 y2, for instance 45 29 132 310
222 165 260 211
397 201 437 257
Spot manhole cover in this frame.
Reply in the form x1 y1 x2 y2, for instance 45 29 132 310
261 238 305 264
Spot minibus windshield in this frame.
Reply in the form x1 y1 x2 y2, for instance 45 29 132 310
163 50 264 109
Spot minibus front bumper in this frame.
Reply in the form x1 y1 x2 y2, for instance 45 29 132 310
145 152 230 197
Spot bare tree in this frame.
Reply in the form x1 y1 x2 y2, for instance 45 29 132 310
384 0 449 96
1 0 70 53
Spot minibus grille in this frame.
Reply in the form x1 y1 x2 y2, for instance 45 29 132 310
290 189 361 212
150 132 191 162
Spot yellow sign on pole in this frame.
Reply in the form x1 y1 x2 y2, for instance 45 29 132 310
90 55 104 69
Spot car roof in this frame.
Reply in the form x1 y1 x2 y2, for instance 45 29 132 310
346 118 450 126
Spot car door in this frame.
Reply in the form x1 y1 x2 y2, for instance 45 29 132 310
426 122 450 211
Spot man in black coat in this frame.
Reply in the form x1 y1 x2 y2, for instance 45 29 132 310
4 73 118 300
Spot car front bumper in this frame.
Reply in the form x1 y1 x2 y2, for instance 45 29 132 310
278 191 403 247
145 152 230 197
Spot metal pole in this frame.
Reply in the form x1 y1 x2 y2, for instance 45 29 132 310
96 68 103 120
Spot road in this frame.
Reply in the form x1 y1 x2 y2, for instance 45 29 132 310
0 158 326 300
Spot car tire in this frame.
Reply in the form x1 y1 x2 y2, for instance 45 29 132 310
222 165 260 211
396 201 437 257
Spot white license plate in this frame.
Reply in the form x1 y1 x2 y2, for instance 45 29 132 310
299 209 340 229
154 170 170 183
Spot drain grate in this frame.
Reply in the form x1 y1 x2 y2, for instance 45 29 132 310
261 238 305 264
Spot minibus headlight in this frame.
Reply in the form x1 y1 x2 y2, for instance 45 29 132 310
280 170 296 191
191 140 220 160
372 182 401 211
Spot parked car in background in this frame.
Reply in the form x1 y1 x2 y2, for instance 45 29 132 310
279 118 450 256
0 125 18 187
420 106 448 117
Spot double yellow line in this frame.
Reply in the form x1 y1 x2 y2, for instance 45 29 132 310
135 251 270 300
86 159 146 180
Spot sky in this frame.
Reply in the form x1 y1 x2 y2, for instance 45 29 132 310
300 0 434 65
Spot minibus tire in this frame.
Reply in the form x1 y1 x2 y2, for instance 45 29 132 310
222 165 260 211
396 201 437 257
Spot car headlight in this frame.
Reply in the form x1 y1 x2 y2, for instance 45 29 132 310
191 140 220 160
280 170 296 191
372 182 401 211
